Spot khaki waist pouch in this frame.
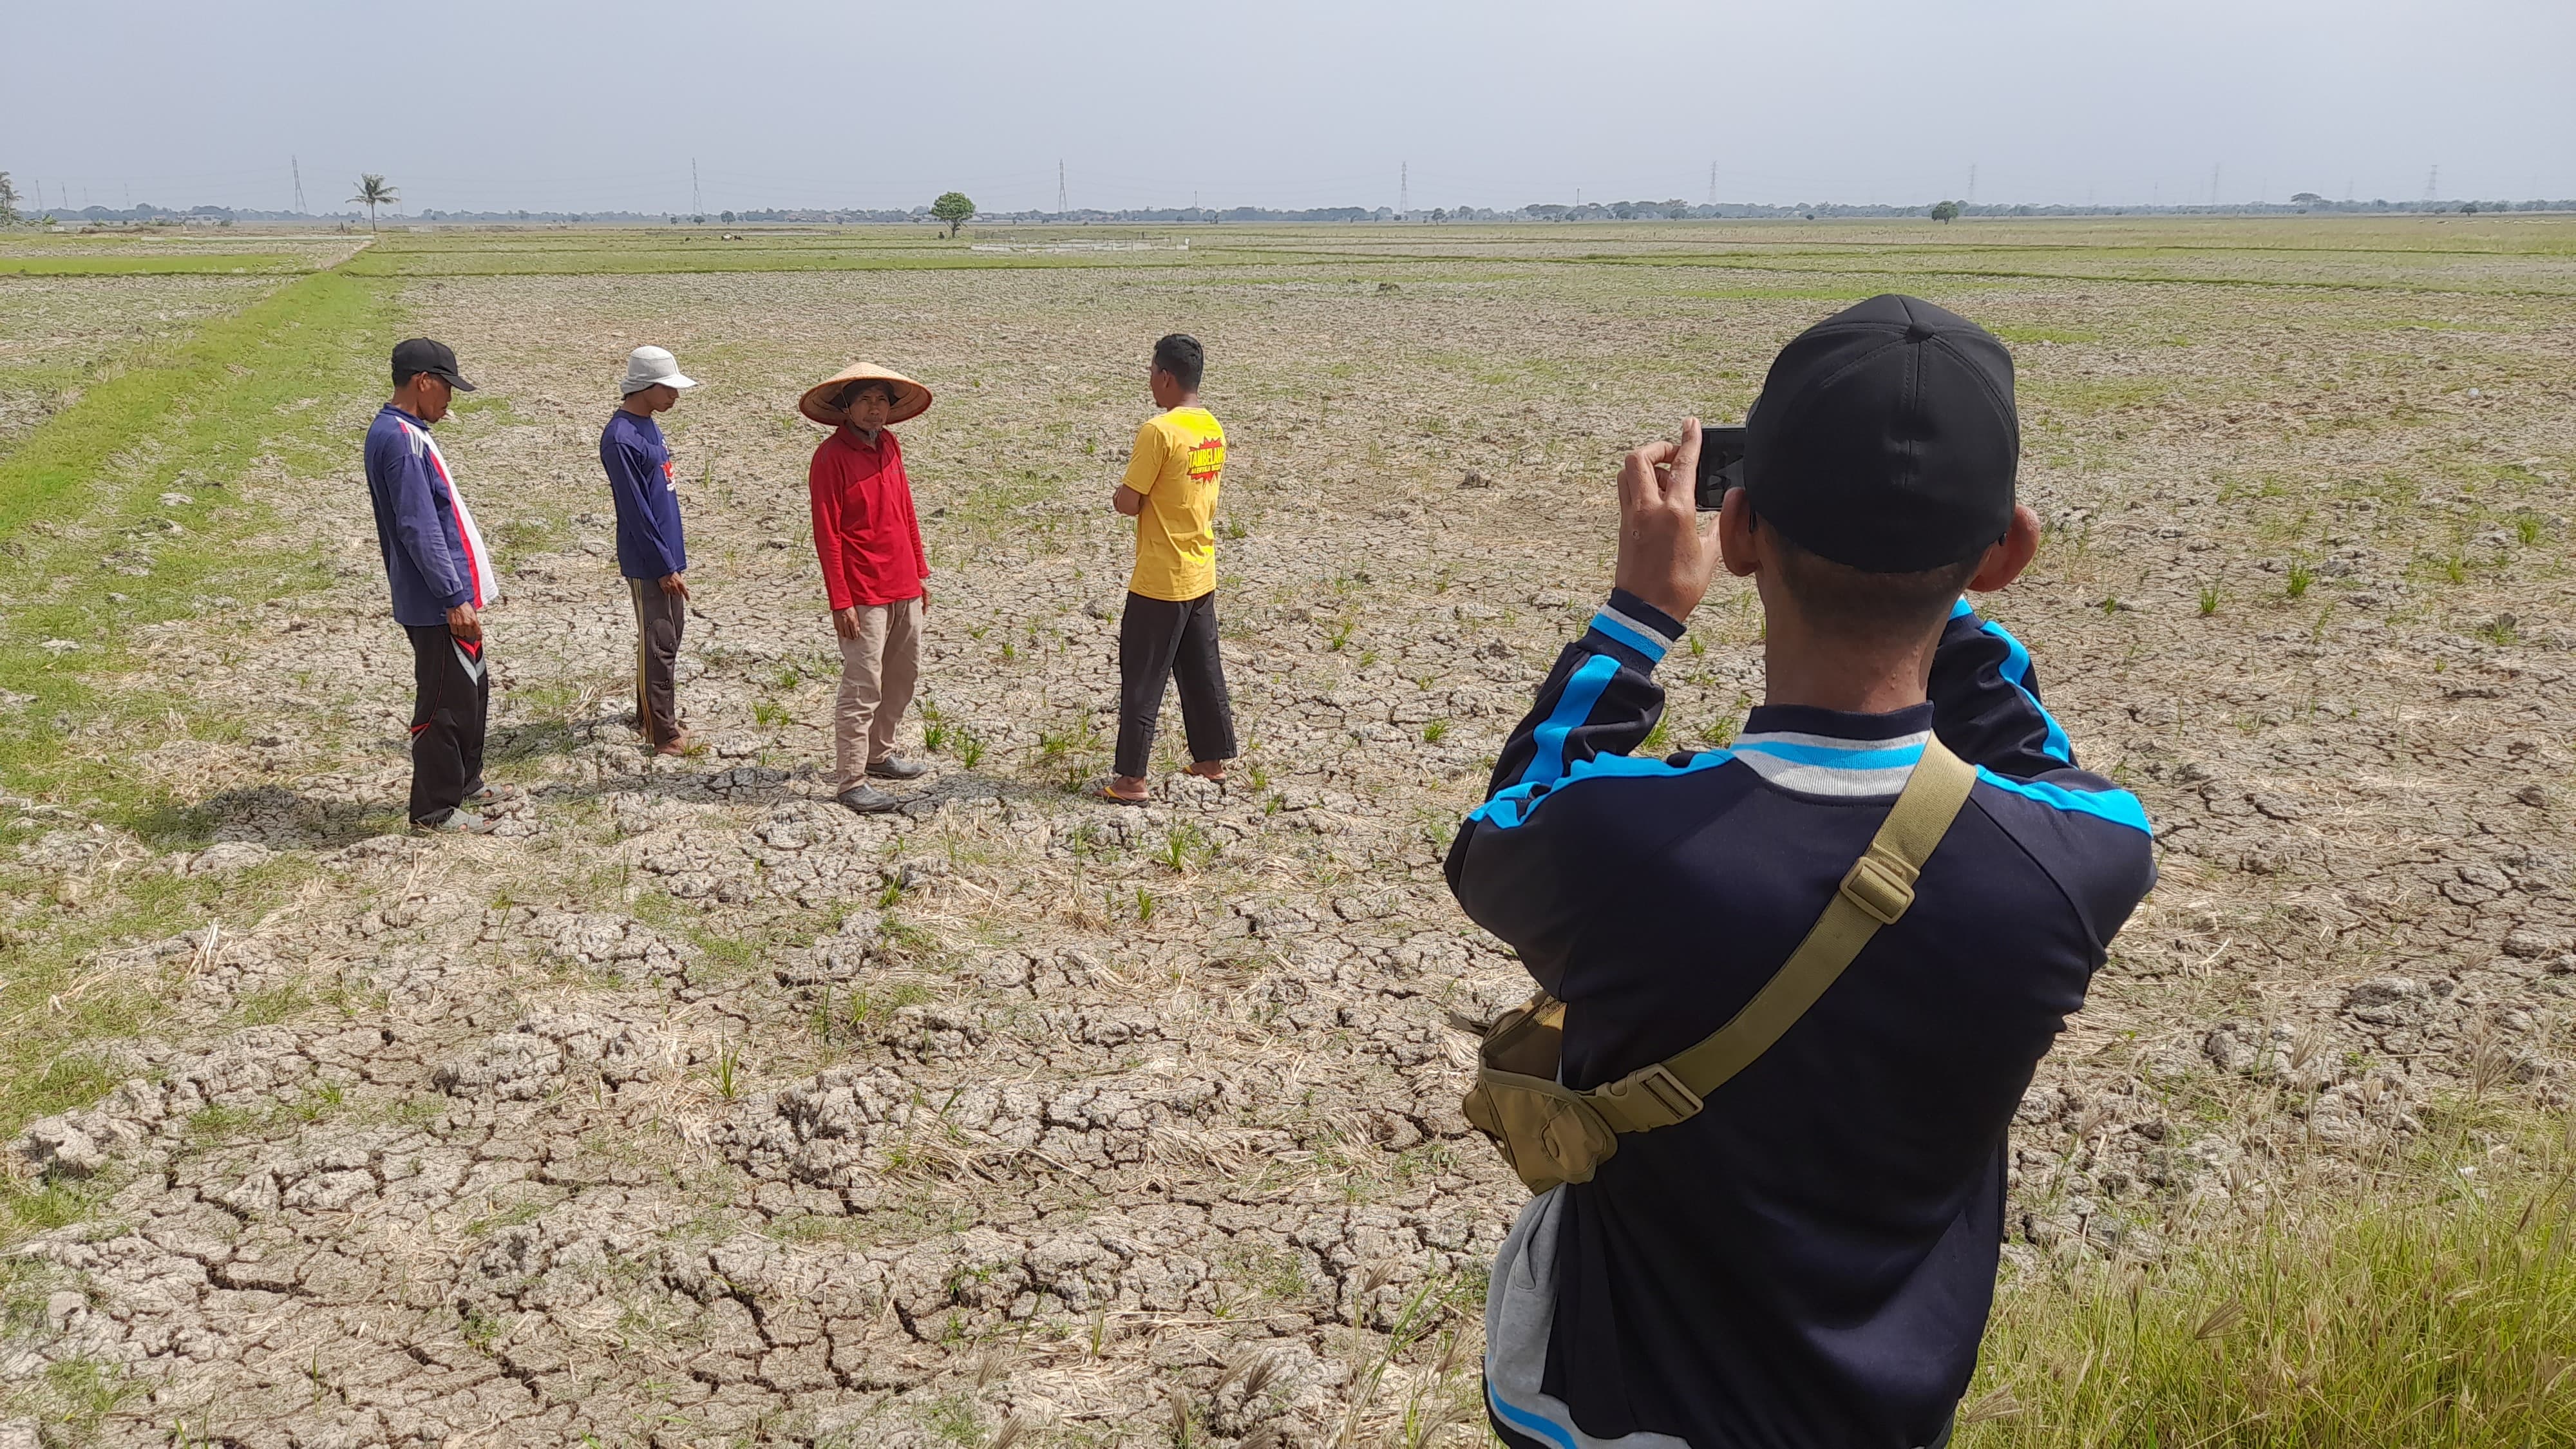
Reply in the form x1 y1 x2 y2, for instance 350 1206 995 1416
1463 739 1977 1193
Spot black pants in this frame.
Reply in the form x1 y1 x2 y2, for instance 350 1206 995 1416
627 577 686 745
1490 1399 1951 1449
404 623 489 824
1115 590 1235 778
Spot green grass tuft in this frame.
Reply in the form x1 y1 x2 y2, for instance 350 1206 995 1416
1968 1124 2576 1448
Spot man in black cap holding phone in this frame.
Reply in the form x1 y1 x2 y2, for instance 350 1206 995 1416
1449 296 2155 1448
364 337 505 833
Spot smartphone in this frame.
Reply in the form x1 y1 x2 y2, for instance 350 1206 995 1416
1694 425 1747 511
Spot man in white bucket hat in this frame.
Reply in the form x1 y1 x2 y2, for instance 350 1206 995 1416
601 345 699 754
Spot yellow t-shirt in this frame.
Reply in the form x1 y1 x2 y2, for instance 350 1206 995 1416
1121 406 1226 601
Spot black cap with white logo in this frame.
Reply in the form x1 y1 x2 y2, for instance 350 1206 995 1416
392 337 477 392
1743 294 2016 573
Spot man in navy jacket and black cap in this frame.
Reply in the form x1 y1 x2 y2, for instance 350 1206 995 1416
364 337 504 833
1450 295 2155 1449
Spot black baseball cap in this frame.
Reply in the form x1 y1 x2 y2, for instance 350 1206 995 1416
391 337 477 392
1742 294 2016 573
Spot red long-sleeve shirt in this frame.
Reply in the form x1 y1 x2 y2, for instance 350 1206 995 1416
808 426 927 610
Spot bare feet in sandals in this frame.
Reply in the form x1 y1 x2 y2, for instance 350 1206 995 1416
1103 775 1150 804
1185 761 1228 782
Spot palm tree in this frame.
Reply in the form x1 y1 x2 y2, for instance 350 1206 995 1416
350 175 398 234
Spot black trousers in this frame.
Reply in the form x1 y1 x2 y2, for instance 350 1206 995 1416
1115 589 1235 778
404 623 489 824
627 577 686 745
1490 1399 1951 1449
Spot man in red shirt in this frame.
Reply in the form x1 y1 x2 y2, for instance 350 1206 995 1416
800 364 934 813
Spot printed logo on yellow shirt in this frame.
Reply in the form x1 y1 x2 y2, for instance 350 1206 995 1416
1186 435 1226 483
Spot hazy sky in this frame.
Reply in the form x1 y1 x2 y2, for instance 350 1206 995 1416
10 0 2572 214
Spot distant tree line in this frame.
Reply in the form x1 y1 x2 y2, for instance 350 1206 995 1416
19 191 2575 228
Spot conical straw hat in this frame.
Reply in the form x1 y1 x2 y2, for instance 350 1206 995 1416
799 362 933 426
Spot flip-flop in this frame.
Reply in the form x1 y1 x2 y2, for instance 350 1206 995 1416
1100 787 1150 807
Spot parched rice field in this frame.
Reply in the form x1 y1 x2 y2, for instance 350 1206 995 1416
1 217 2573 1447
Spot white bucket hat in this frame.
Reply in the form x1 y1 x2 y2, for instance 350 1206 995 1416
620 345 699 396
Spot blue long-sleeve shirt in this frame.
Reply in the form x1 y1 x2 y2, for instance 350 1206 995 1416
1454 591 2155 1449
363 404 486 626
600 410 685 580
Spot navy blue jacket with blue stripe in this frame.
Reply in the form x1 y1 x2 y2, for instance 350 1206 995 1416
1447 591 2154 1449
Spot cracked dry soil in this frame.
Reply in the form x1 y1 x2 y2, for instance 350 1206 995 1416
8 231 2576 1446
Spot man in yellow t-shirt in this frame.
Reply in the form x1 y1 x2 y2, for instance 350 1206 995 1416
1104 332 1237 803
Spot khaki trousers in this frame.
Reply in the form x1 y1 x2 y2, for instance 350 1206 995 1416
835 596 922 790
627 577 687 746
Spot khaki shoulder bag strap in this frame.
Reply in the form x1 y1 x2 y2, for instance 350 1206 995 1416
1464 737 1982 1190
1580 736 1981 1133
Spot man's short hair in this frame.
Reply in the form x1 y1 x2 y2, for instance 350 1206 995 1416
832 377 899 411
1763 511 1983 644
1151 334 1204 391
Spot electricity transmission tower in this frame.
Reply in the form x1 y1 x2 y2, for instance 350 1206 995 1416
1707 162 1716 205
1057 160 1068 215
1967 164 1977 205
1399 162 1408 216
2425 165 2439 202
691 159 703 219
2210 164 2221 205
292 156 306 214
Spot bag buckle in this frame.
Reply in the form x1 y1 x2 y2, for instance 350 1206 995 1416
1839 849 1917 924
1592 1063 1705 1132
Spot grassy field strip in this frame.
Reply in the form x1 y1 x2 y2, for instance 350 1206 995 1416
352 236 2576 300
1238 237 2576 261
1969 1121 2576 1446
0 270 370 536
339 247 1221 277
0 263 398 810
1227 246 2576 298
0 261 402 1155
0 254 310 278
